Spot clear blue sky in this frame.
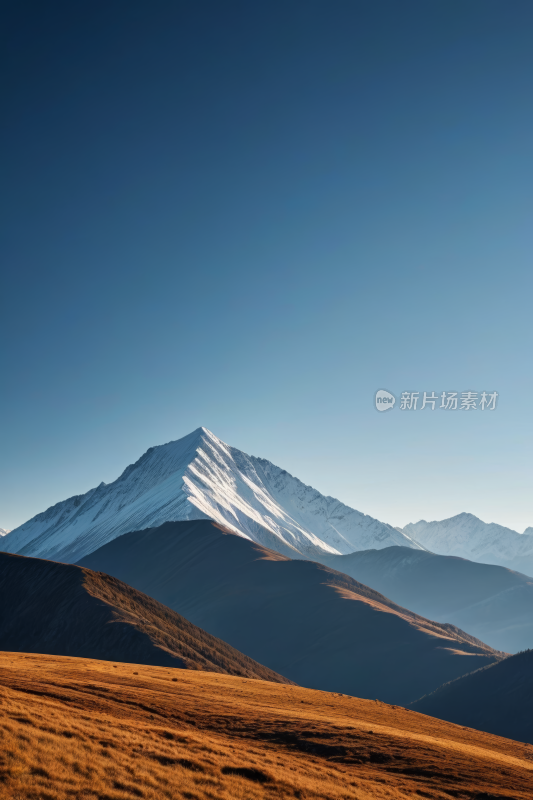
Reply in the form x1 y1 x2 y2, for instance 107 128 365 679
1 0 532 533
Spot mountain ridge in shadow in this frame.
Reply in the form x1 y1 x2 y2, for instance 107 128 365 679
317 545 533 653
0 551 292 683
78 519 504 705
411 649 533 744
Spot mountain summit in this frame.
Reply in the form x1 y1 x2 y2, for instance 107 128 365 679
1 427 422 562
403 513 533 574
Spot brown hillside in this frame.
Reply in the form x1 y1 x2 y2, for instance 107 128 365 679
1 651 533 800
0 551 291 683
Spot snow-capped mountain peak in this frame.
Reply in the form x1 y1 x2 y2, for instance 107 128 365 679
0 427 424 562
402 513 533 573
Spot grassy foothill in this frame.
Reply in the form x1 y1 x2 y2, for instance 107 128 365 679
1 652 533 800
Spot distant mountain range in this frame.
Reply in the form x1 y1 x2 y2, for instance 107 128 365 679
403 513 533 574
0 427 424 562
78 520 504 706
318 546 533 653
0 528 10 536
411 649 533 744
0 551 291 683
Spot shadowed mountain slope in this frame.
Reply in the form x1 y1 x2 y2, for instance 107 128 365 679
318 546 533 653
79 520 504 705
0 552 291 683
411 649 533 744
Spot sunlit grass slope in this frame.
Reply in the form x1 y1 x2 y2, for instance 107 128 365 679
1 652 533 800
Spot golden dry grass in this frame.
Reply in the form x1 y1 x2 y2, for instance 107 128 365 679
1 651 532 800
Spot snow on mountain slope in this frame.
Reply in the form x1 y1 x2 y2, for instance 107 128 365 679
0 529 10 537
0 428 423 563
403 514 533 574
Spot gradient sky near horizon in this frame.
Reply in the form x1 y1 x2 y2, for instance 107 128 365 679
1 0 532 533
